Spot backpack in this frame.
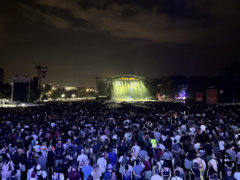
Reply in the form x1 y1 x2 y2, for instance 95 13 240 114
37 171 45 180
196 159 204 171
162 168 170 177
30 170 37 179
157 149 163 159
38 174 44 180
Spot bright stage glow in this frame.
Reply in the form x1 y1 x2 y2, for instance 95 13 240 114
112 80 151 101
176 89 187 100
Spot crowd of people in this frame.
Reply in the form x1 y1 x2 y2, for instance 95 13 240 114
0 101 240 180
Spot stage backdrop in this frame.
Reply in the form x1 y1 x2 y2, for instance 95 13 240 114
206 89 218 104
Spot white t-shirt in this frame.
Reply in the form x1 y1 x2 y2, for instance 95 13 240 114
33 145 41 153
151 175 164 180
190 127 195 135
77 154 88 168
161 135 167 142
171 177 183 180
154 131 161 141
236 152 240 165
156 144 165 151
219 141 225 151
193 158 206 171
97 157 107 173
100 135 107 142
132 145 140 155
194 143 200 151
200 125 206 133
50 122 55 128
175 135 181 143
234 172 240 180
181 124 187 132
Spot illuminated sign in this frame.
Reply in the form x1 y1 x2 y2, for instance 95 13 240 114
119 77 138 81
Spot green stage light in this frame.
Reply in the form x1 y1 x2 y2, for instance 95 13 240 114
112 79 151 101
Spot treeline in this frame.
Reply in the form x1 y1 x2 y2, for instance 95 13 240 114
0 68 11 98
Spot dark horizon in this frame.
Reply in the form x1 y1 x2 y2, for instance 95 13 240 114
1 0 240 87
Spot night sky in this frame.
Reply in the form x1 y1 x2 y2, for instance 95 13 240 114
1 0 240 87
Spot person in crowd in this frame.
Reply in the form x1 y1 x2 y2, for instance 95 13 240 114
0 101 239 180
29 164 47 180
82 159 92 180
51 166 64 180
67 163 81 180
102 164 112 180
91 165 102 180
97 153 107 174
161 161 172 180
207 154 218 179
77 149 88 171
170 170 183 180
133 159 143 179
143 156 152 180
1 160 14 180
122 164 132 180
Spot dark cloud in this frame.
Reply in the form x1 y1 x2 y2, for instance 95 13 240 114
28 0 239 44
0 0 239 86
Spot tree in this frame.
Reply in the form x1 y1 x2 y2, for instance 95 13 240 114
158 78 178 99
0 83 11 98
50 88 65 100
224 61 240 102
0 68 11 99
0 68 3 84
